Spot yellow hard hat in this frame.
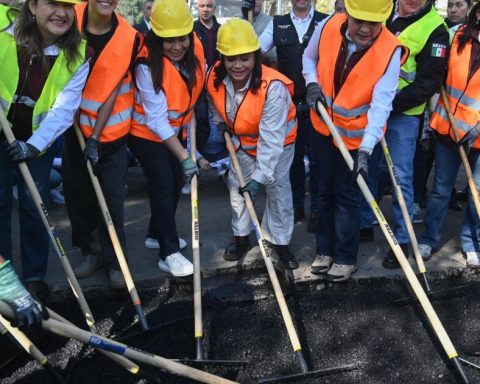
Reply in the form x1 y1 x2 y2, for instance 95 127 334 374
150 0 194 38
217 18 260 56
344 0 393 22
54 0 82 4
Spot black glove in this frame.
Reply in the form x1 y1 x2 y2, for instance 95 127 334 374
352 149 370 182
6 141 40 163
457 122 480 153
241 0 255 19
306 82 327 110
83 135 101 175
239 179 262 200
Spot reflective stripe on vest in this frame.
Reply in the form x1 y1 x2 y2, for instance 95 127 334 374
76 2 137 142
311 13 405 150
397 7 446 116
130 32 206 143
0 5 86 132
206 63 297 157
430 26 480 149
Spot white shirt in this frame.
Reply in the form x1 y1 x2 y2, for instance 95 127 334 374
144 18 151 30
302 16 401 154
208 76 293 185
260 6 315 53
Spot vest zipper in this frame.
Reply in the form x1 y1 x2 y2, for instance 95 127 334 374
11 56 33 122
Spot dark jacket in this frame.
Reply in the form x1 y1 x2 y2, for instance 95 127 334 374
387 0 449 115
193 16 221 68
133 19 149 36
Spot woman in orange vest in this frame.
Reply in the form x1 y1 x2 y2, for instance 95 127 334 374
303 0 405 282
129 0 202 277
418 2 480 267
206 18 299 270
62 0 143 290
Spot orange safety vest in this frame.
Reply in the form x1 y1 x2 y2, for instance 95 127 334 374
206 63 297 157
130 33 206 143
310 14 406 150
430 26 480 150
76 2 139 142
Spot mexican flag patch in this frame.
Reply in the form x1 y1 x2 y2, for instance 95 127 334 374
431 43 447 58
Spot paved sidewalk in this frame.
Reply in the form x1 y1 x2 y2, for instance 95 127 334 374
10 166 470 292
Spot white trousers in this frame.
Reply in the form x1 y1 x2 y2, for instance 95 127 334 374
228 146 294 245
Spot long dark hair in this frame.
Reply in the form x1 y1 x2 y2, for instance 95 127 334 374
213 50 263 94
10 0 83 73
457 2 480 54
145 30 199 94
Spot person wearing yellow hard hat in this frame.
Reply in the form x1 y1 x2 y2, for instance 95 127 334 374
62 0 143 290
206 18 299 270
0 0 89 299
303 0 408 282
357 0 449 270
129 0 206 277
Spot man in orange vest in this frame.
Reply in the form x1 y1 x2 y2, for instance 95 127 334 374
303 0 406 282
62 0 143 289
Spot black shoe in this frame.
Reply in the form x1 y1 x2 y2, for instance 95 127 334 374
448 200 462 211
25 280 50 302
294 207 305 223
276 245 299 270
360 227 374 242
456 188 468 202
382 244 409 269
223 236 251 261
307 213 319 233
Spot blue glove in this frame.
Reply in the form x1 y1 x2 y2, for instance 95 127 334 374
0 261 47 328
6 140 40 163
180 156 199 183
239 179 262 199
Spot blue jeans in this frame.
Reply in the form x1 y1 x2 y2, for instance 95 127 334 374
312 133 360 265
365 114 420 243
0 143 55 282
420 142 480 252
290 105 318 214
360 143 384 228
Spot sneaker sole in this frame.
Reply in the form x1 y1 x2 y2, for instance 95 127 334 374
74 262 104 279
310 266 332 275
145 239 188 250
326 267 358 282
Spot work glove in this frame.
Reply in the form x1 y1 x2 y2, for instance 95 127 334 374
352 149 370 182
457 121 480 154
180 156 199 183
241 0 255 19
306 82 327 110
6 141 40 163
0 261 47 329
239 179 262 200
83 135 101 175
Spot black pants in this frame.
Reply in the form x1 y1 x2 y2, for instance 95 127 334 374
62 128 128 271
129 135 183 258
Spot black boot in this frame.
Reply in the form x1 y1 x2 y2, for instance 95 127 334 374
223 236 251 261
382 243 409 269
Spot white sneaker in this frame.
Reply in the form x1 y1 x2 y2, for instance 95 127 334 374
418 244 432 261
158 252 193 277
144 237 187 250
466 252 480 269
181 183 192 195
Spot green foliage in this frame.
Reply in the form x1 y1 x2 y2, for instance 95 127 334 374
117 0 144 25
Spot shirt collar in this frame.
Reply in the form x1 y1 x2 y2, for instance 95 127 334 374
290 6 314 22
144 18 151 30
224 75 252 95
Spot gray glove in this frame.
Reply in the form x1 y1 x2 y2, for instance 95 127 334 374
457 122 480 153
306 82 327 109
6 140 40 163
83 135 101 175
239 179 262 200
241 0 254 19
352 149 370 182
180 156 199 183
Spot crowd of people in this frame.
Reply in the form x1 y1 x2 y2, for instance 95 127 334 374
1 0 480 327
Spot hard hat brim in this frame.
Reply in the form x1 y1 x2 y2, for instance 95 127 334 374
151 20 193 38
217 43 260 57
345 3 393 23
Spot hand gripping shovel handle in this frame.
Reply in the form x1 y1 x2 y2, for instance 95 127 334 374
189 113 203 358
0 302 238 384
440 87 480 220
0 316 64 383
380 138 429 287
224 132 305 365
314 101 469 383
73 123 148 331
0 106 140 374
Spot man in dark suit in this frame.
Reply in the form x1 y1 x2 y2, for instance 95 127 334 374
133 0 153 35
